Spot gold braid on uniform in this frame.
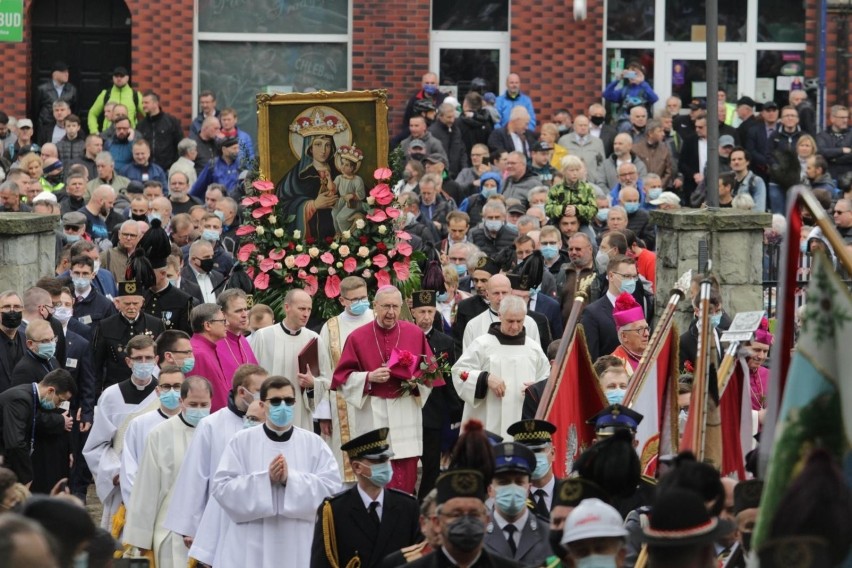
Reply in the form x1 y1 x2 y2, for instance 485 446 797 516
322 500 361 568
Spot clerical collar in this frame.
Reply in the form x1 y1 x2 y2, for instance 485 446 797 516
373 320 398 333
131 376 153 390
280 322 301 336
157 408 170 420
227 393 246 418
263 424 294 441
487 321 526 345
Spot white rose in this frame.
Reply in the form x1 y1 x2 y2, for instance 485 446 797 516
330 242 339 250
268 215 277 224
355 219 366 229
357 246 370 258
309 247 320 258
378 225 387 235
366 260 372 267
338 245 350 257
336 262 343 268
274 228 284 238
296 245 303 252
256 226 265 235
284 256 296 269
367 196 376 205
293 230 301 239
342 230 351 240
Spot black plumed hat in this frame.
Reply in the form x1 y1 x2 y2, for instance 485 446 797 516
516 250 544 290
573 429 640 499
136 218 172 270
421 260 446 294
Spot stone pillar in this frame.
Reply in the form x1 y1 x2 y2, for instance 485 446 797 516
0 213 58 292
651 209 772 332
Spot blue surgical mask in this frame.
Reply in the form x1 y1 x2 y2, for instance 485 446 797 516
148 212 162 223
133 362 157 380
606 388 626 405
710 313 722 328
73 551 89 568
596 208 609 222
619 278 637 295
159 389 180 410
800 241 808 253
268 402 294 428
529 287 540 300
423 84 438 95
54 307 73 325
576 554 618 568
366 461 394 487
647 188 663 200
243 417 262 429
72 277 91 291
180 357 195 374
532 453 550 480
349 298 370 316
184 407 210 426
453 263 467 277
624 202 640 214
65 234 81 244
168 278 179 288
202 229 220 242
437 292 449 303
37 342 56 360
482 187 497 198
39 395 56 410
214 210 225 222
484 220 504 233
540 244 559 261
495 483 528 516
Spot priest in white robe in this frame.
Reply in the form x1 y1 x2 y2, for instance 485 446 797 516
462 274 540 351
83 335 161 530
211 375 340 567
331 286 437 494
315 276 373 485
123 376 212 568
250 289 332 431
164 364 269 566
119 365 186 505
452 295 550 439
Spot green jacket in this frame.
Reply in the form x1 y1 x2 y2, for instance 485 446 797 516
87 85 145 133
545 180 598 224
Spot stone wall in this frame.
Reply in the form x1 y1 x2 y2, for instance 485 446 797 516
651 209 772 333
0 213 58 292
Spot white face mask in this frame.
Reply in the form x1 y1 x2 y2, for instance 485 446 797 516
92 259 101 275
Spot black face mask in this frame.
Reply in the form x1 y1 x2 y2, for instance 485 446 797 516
548 529 568 559
590 116 606 126
1 310 23 329
199 258 216 273
445 515 485 552
741 531 752 553
131 213 148 222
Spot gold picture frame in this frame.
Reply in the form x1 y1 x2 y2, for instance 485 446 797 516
256 90 389 241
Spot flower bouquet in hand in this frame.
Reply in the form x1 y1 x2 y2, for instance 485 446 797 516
397 352 449 397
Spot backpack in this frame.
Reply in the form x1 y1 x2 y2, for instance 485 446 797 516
93 87 141 131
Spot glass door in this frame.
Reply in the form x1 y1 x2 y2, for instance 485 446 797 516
430 33 509 100
663 51 745 110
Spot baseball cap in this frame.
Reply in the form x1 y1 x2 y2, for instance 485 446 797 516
422 153 448 167
649 191 681 207
531 141 553 152
719 135 736 148
507 202 526 216
409 139 426 150
32 191 58 205
689 99 706 110
18 118 33 129
736 96 756 108
112 66 129 77
561 498 628 544
762 100 779 111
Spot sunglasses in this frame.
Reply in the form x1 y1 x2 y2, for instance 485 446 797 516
265 397 296 407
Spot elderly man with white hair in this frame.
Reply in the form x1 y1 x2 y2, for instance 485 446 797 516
331 285 437 495
462 273 540 350
452 294 550 439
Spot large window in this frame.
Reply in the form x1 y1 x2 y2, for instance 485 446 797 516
757 0 805 42
432 0 509 31
664 0 747 42
607 0 654 41
196 0 350 141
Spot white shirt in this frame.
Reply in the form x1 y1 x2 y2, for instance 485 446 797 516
510 132 527 154
698 138 709 175
494 509 530 550
356 485 385 521
192 267 216 303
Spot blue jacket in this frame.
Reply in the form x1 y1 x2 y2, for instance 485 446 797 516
191 157 243 197
121 162 170 194
603 80 659 122
495 91 537 129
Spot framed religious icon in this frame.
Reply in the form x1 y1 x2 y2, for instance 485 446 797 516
256 90 389 241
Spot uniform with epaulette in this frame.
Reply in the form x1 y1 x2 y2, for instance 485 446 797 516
92 280 165 393
311 428 421 568
484 442 552 567
507 419 559 522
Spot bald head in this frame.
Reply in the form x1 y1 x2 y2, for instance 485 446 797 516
486 274 512 311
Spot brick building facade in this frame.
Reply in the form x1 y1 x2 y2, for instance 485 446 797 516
0 0 848 138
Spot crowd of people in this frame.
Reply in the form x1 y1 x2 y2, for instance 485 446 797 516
0 63 850 568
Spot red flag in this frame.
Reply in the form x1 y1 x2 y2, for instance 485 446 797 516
542 327 607 478
719 360 753 479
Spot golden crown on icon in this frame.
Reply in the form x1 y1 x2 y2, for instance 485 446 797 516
337 144 364 163
290 109 347 137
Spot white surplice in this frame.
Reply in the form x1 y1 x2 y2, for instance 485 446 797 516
461 309 540 351
123 415 197 568
249 323 333 431
452 333 550 439
164 406 243 566
211 425 341 567
120 409 169 506
315 309 373 483
83 383 159 529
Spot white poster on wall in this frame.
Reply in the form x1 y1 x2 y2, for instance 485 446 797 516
755 78 775 103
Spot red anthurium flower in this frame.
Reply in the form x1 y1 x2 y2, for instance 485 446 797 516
242 196 260 207
268 248 286 261
254 272 270 290
320 252 335 264
395 230 411 240
259 258 276 273
366 210 388 222
373 167 392 181
246 266 255 278
236 225 256 236
396 241 413 256
375 269 391 288
259 194 279 207
294 254 311 268
372 254 388 268
370 184 394 206
343 257 357 273
324 274 341 298
304 275 319 295
252 180 274 192
394 261 410 280
252 206 273 218
237 243 257 262
386 207 401 219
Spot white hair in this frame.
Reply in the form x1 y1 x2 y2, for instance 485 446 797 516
498 295 527 317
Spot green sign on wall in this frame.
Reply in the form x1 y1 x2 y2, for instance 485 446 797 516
0 0 23 43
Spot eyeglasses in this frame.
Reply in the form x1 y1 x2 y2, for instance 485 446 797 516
343 296 368 303
158 383 183 392
208 319 227 324
168 349 193 355
39 304 55 314
834 210 850 215
378 304 401 311
265 397 297 407
613 272 638 279
32 337 57 344
624 326 651 335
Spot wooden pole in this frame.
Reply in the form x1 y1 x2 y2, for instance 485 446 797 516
689 279 714 461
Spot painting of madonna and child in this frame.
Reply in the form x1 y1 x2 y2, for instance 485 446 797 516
256 90 390 241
